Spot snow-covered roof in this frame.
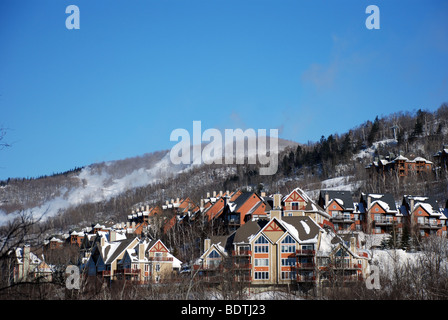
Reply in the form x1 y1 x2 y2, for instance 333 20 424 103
394 155 409 161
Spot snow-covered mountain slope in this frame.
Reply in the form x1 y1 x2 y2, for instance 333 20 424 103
0 137 297 225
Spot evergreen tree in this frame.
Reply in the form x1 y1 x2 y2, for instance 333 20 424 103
400 225 410 250
367 116 380 146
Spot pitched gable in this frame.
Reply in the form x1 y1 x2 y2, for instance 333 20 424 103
148 239 169 253
284 190 306 203
262 218 286 243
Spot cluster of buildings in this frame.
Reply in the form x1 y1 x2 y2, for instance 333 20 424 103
366 145 448 178
8 183 448 292
366 154 433 177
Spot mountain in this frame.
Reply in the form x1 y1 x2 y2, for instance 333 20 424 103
0 136 297 225
2 102 448 229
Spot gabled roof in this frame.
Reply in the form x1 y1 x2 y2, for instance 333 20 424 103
104 237 139 265
281 216 321 243
319 190 355 211
282 187 313 203
203 197 226 221
230 191 256 212
146 239 170 253
232 216 321 245
402 195 443 217
362 193 397 213
232 219 269 244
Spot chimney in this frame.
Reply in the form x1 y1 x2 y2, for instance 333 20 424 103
23 245 30 281
204 239 211 252
126 221 130 229
273 194 281 209
410 198 415 213
176 197 179 203
213 191 216 197
270 194 282 220
138 242 145 260
325 192 329 208
219 190 223 197
350 236 357 251
200 199 204 210
166 200 169 205
132 221 136 229
109 230 116 242
171 199 174 204
366 195 372 234
226 190 230 196
100 235 105 247
261 191 266 197
207 192 210 198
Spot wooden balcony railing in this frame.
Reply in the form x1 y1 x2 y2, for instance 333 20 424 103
296 249 315 255
115 268 140 275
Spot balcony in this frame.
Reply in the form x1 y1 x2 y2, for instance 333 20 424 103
419 222 442 230
331 215 354 224
297 262 315 269
297 275 316 282
296 249 315 256
234 262 252 270
330 262 362 270
98 270 111 277
148 256 173 262
232 250 252 256
193 263 223 271
374 217 395 226
234 275 252 282
115 268 140 275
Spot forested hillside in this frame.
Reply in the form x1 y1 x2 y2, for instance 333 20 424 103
1 103 448 231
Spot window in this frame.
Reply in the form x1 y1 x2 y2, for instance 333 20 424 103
254 272 269 280
255 236 268 244
281 258 296 266
282 235 295 244
281 235 296 253
208 250 220 259
281 245 295 253
254 236 269 253
281 271 296 280
254 258 269 267
292 202 299 210
155 264 160 272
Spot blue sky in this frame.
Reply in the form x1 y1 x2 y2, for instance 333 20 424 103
0 0 447 180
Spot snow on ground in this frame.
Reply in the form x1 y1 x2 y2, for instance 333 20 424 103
0 151 179 225
370 249 421 280
306 175 362 199
353 138 397 160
